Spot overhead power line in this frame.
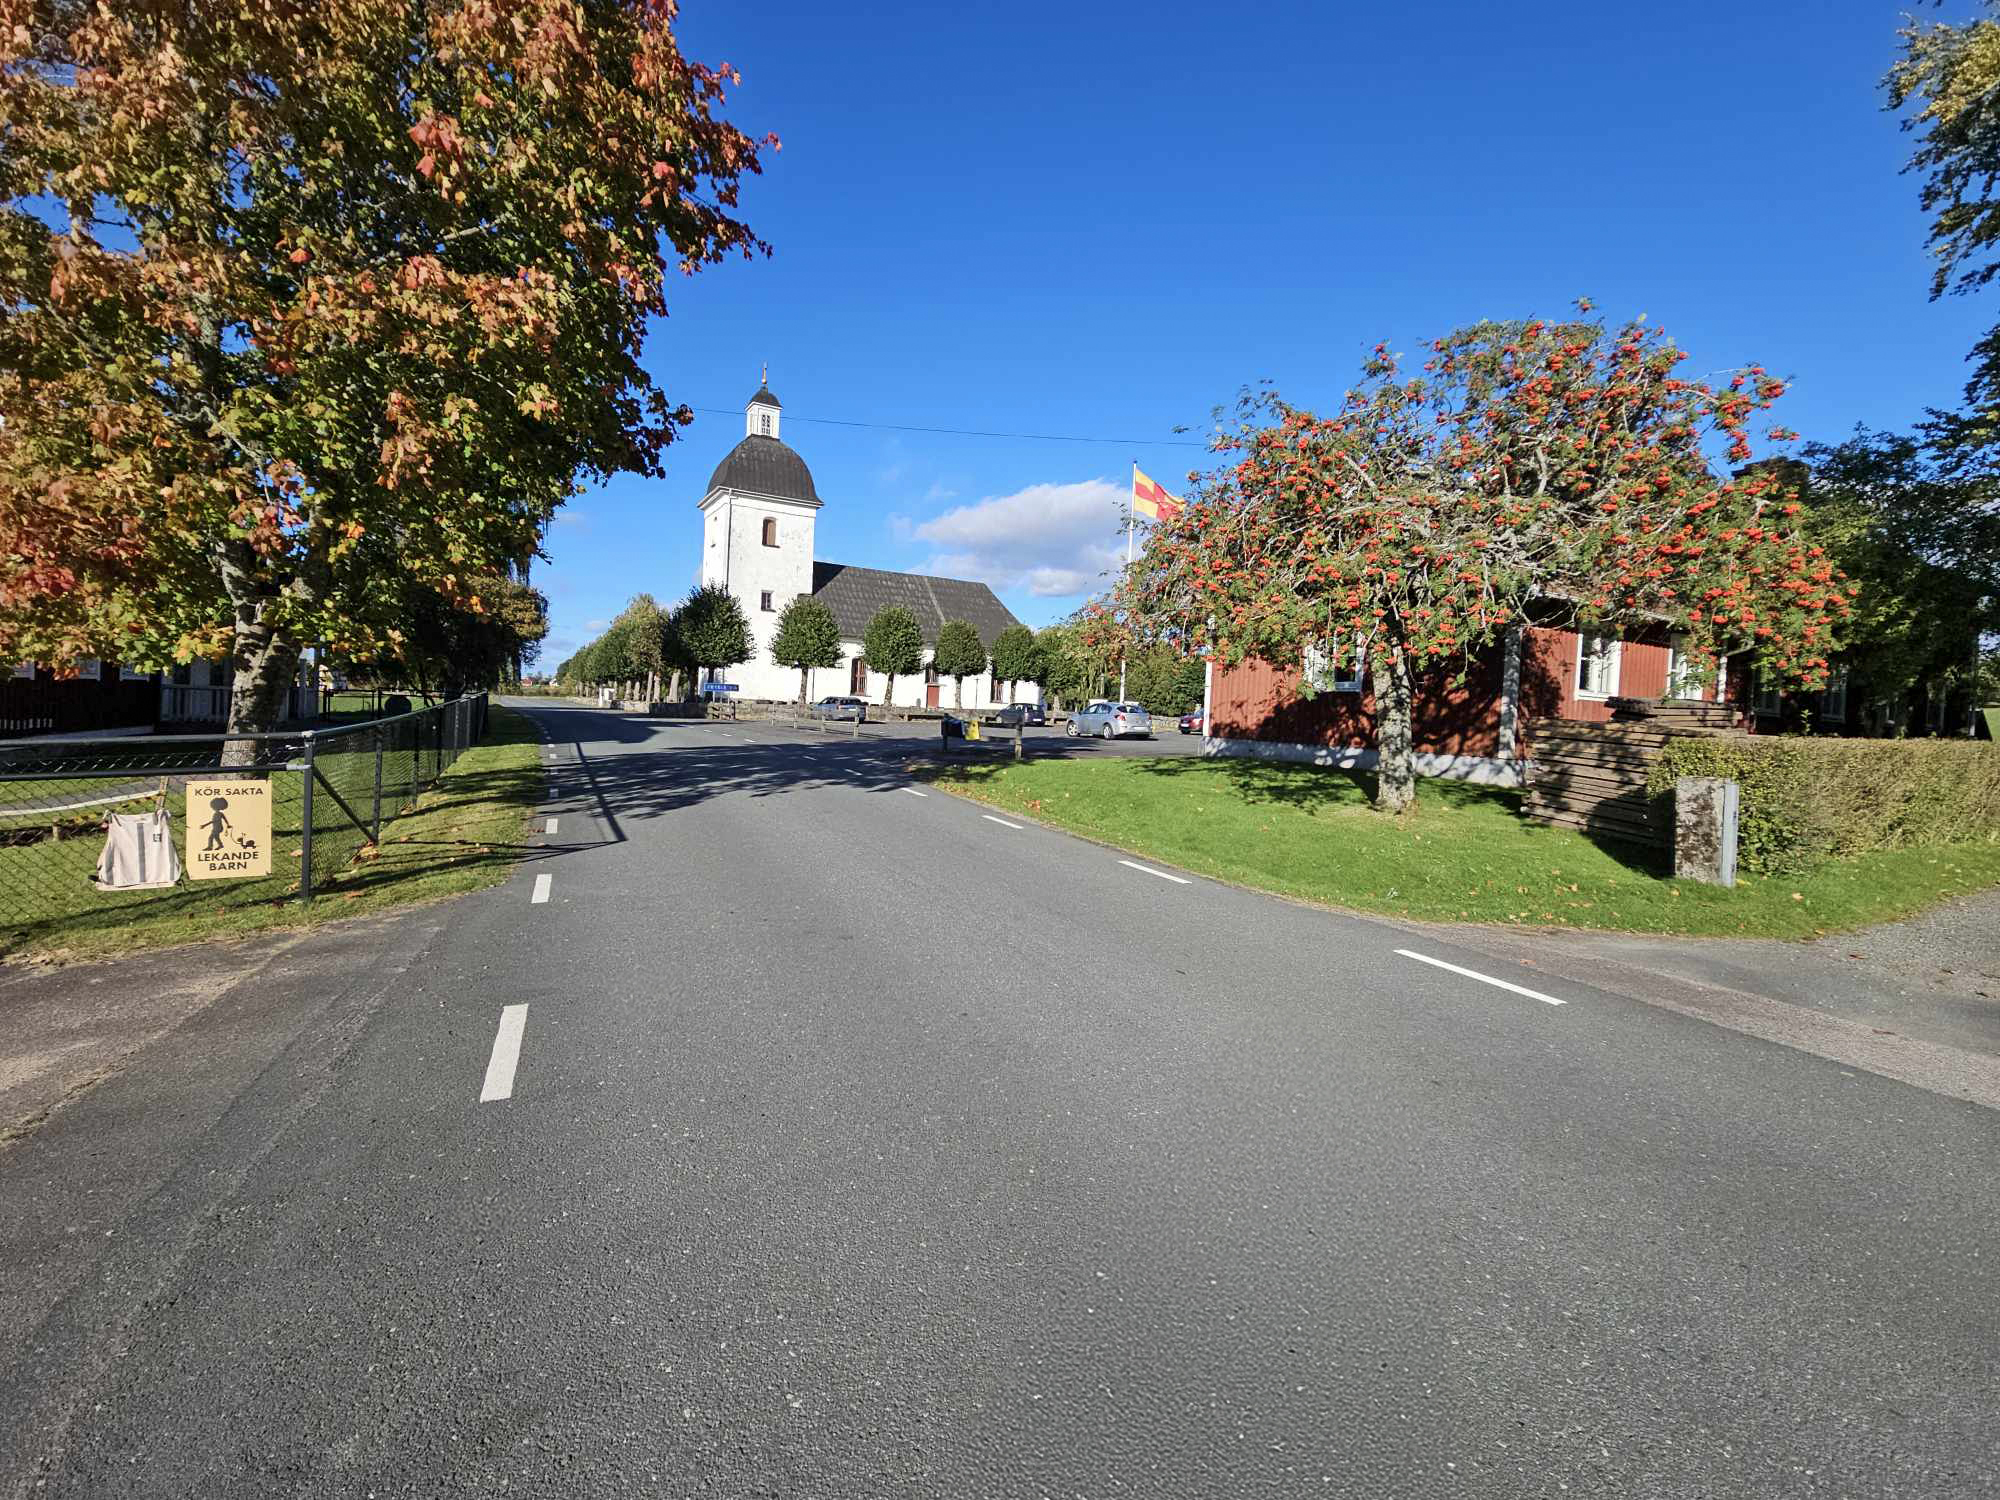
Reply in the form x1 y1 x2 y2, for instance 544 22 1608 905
689 407 1208 449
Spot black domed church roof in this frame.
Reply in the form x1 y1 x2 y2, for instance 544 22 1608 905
706 433 819 507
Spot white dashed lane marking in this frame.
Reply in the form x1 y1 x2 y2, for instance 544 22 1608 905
982 815 1023 830
531 873 553 904
901 788 929 798
480 1004 529 1102
1119 859 1191 885
543 817 559 835
1395 948 1567 1007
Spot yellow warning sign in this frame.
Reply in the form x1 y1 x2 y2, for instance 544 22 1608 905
185 780 273 879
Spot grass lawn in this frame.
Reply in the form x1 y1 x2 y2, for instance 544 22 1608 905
1 706 545 963
917 756 2000 940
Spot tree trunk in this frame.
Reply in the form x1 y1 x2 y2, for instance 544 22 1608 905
953 676 963 709
667 667 683 701
1374 643 1417 814
222 614 302 767
882 673 896 708
798 668 809 707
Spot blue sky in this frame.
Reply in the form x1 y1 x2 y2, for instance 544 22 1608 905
537 0 1992 667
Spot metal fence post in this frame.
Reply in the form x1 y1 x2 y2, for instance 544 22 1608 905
300 730 316 902
371 727 384 843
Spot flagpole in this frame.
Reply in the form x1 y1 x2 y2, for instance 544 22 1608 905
1120 460 1135 701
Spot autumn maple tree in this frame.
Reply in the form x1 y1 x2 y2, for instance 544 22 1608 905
1124 308 1854 812
0 0 773 750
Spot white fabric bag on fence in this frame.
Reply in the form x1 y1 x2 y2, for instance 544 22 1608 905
93 810 182 890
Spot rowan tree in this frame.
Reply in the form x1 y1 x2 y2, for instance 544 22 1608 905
770 596 840 706
1127 309 1853 812
0 0 774 753
861 605 923 707
932 620 986 709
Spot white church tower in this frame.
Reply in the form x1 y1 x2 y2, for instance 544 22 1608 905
696 375 823 697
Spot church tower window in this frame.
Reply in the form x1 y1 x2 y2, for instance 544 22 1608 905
762 517 778 547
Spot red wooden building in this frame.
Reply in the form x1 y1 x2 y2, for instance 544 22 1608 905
1205 622 1742 785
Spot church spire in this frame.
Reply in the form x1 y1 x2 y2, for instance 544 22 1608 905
746 369 781 440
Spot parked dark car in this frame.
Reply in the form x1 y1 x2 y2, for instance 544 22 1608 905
993 702 1046 727
809 695 867 722
1179 710 1204 735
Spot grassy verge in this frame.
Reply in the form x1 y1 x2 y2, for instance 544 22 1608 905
916 756 2000 940
2 706 545 964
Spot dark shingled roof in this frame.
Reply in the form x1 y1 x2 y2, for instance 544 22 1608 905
707 435 820 506
749 384 781 408
810 562 1023 647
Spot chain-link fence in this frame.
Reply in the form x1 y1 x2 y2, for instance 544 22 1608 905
0 693 488 953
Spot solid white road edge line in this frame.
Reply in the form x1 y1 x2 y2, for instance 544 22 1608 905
982 814 1024 829
480 1004 529 1102
543 817 559 834
531 873 553 904
1119 859 1191 885
901 787 929 797
1394 948 1567 1007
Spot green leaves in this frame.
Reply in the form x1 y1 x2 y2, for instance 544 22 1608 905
673 584 752 674
770 596 842 675
989 623 1041 690
0 0 773 728
861 606 924 686
932 619 987 681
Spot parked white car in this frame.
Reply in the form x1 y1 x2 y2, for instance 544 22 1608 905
1067 701 1152 738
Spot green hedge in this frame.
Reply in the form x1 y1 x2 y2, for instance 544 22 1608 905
1649 735 2000 875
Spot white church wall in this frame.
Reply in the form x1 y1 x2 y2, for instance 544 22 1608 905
831 649 1042 711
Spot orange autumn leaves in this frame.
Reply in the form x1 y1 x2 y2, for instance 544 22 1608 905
1125 311 1851 692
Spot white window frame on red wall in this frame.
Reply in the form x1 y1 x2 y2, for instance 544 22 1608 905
1574 633 1621 700
1303 636 1365 694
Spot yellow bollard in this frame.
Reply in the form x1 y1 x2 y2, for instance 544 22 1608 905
966 718 981 740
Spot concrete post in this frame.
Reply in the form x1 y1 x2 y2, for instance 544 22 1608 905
1674 776 1739 887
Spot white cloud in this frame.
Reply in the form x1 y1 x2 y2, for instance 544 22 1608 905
913 479 1126 598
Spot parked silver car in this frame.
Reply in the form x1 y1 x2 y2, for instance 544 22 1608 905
809 695 867 722
1067 700 1152 738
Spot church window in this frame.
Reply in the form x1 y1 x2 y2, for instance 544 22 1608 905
759 412 773 436
760 591 774 612
762 517 778 547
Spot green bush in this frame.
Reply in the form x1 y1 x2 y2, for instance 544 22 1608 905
1649 734 2000 875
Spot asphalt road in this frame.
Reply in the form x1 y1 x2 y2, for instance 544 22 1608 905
3 701 1998 1498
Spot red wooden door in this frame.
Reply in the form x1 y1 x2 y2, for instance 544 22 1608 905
926 681 940 707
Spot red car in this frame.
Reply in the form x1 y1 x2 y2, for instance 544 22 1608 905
1179 710 1204 735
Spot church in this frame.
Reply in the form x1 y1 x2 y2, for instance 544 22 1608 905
697 382 1043 709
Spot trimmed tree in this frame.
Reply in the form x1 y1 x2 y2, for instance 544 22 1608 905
862 605 925 708
675 584 752 689
0 2 773 754
770 596 842 706
932 619 987 709
1129 308 1852 812
989 623 1040 703
1033 622 1091 709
